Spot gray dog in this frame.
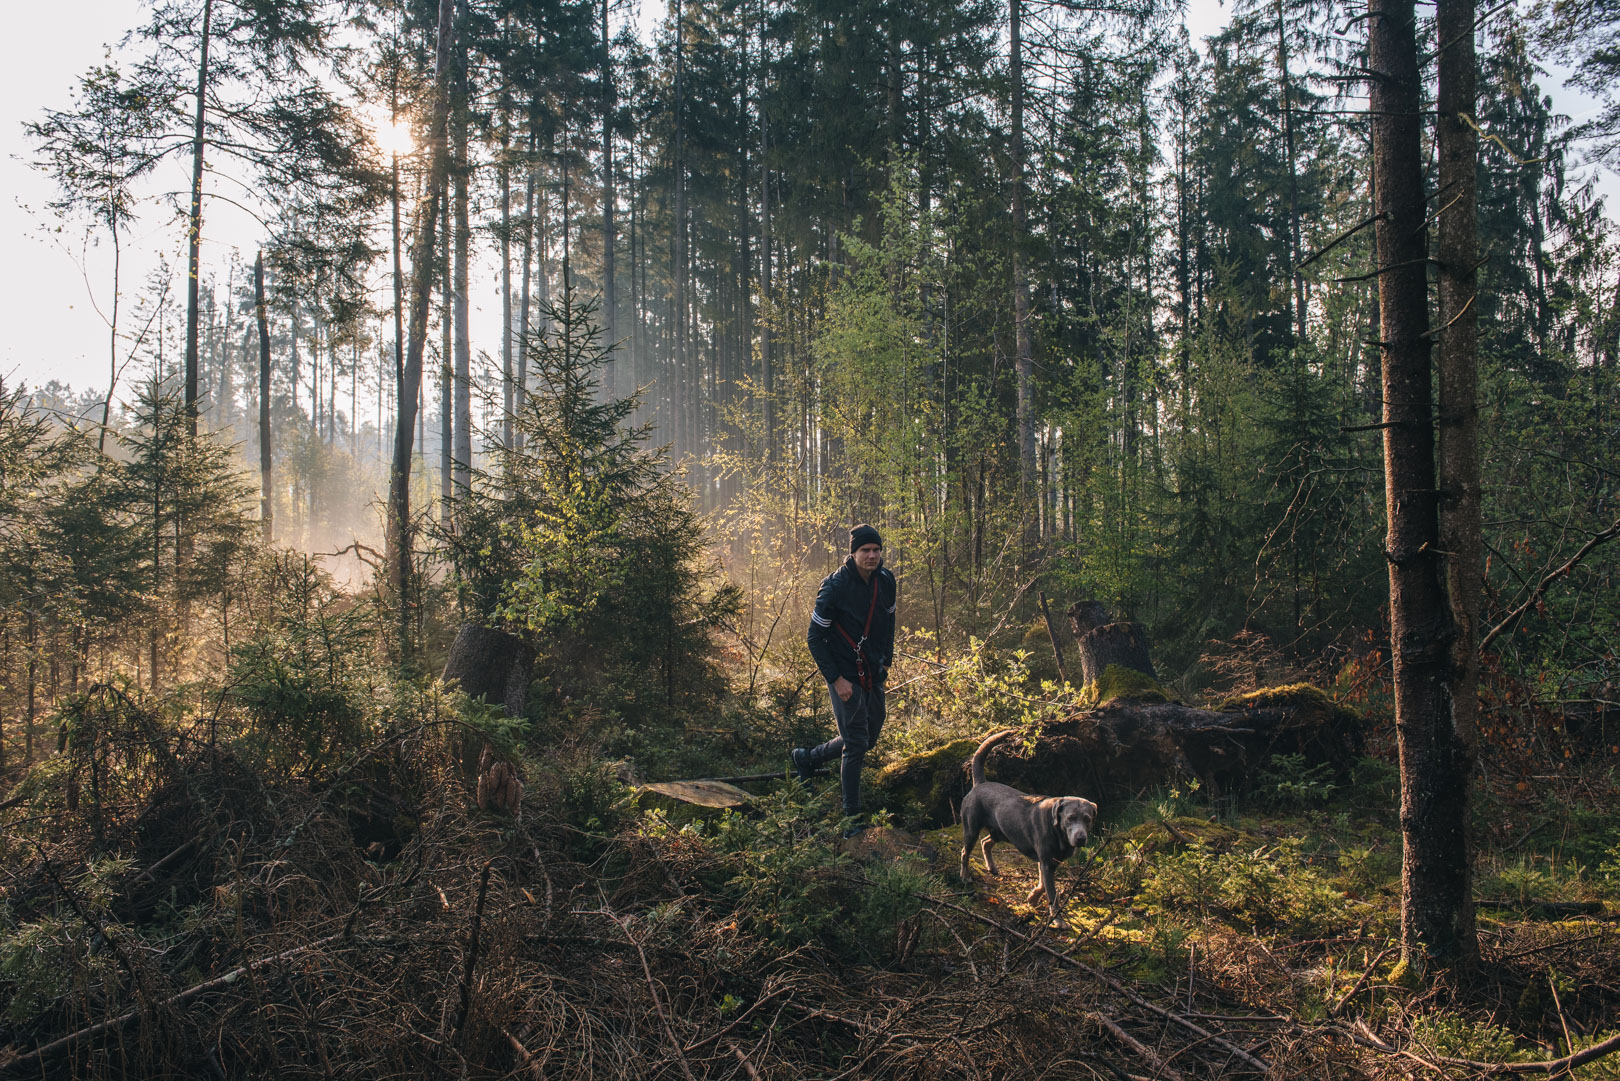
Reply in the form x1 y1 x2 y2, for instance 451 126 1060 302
958 729 1098 919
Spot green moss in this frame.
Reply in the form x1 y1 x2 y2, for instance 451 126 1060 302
1214 682 1359 727
874 737 979 826
1116 815 1245 854
1083 664 1171 705
1386 956 1421 989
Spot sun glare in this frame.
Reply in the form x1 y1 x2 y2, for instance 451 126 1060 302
363 107 416 158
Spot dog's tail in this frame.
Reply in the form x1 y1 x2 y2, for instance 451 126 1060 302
969 729 1018 787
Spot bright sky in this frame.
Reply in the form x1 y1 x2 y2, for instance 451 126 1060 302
1 0 1611 402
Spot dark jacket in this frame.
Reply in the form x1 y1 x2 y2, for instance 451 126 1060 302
807 557 897 687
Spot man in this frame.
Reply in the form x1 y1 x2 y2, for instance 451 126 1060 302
792 524 897 835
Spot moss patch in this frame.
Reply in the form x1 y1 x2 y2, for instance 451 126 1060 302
875 737 979 827
1117 815 1247 854
1083 664 1173 706
1214 682 1358 726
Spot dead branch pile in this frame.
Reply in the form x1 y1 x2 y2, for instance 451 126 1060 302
5 698 1620 1080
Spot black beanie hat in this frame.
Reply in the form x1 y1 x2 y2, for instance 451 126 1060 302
850 524 883 552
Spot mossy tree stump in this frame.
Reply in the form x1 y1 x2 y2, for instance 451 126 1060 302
1067 600 1157 686
442 622 534 785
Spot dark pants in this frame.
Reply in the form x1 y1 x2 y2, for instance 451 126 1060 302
807 682 886 816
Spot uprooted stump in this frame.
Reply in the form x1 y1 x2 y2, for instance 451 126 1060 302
876 679 1364 827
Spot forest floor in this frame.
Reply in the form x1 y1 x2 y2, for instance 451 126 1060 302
3 695 1620 1080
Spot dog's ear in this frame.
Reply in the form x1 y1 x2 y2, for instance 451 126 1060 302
1048 798 1063 833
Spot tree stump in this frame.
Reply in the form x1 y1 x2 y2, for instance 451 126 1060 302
1067 601 1157 686
441 622 534 718
442 622 535 789
1067 600 1110 638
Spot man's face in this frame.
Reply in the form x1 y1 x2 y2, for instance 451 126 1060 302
854 543 883 573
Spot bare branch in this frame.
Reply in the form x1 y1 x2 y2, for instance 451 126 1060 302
1480 515 1620 652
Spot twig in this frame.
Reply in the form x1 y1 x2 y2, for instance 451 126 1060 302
601 905 700 1081
929 896 1271 1075
1480 515 1620 651
1340 1019 1620 1075
1335 257 1433 283
1423 292 1476 339
1299 213 1385 270
1091 1013 1188 1081
503 1028 541 1078
1547 967 1574 1065
1038 590 1070 685
1495 930 1611 961
129 835 202 887
1459 112 1550 165
3 933 347 1068
922 906 981 981
1328 946 1394 1017
451 860 494 1041
729 1042 764 1081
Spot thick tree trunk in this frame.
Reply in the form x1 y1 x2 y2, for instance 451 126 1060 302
442 623 535 718
441 189 454 524
1434 0 1483 964
500 80 514 453
517 123 536 448
386 0 455 652
1066 601 1157 686
1075 623 1157 687
601 0 616 397
452 16 473 504
673 0 688 460
1370 0 1477 970
1009 0 1035 508
255 252 273 543
758 32 774 462
442 622 535 784
1276 0 1305 346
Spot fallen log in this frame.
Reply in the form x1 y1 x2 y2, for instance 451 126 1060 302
880 601 1364 824
877 677 1363 825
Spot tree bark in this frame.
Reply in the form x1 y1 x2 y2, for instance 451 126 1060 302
255 251 273 543
601 0 617 397
1075 623 1158 687
386 0 455 653
1434 0 1483 964
1275 0 1305 346
758 9 774 462
442 623 535 719
673 0 688 460
441 187 455 524
452 2 473 504
1370 0 1477 970
1009 0 1035 508
499 75 514 453
443 621 535 784
183 0 213 436
517 121 536 448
